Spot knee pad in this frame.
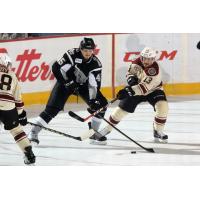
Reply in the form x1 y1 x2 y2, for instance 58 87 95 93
10 125 25 138
99 107 129 136
154 101 168 131
40 106 61 123
155 101 168 118
110 107 129 124
10 125 30 152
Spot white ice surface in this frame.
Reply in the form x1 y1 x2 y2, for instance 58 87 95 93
0 97 200 166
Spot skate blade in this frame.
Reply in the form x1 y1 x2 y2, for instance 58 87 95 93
154 138 168 143
28 138 39 146
30 140 39 146
25 163 35 166
89 140 107 145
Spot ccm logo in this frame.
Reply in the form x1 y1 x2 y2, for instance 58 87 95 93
124 50 177 62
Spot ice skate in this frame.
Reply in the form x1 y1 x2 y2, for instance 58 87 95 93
24 146 36 165
153 129 168 143
28 133 39 145
89 132 107 145
87 122 107 145
28 125 41 145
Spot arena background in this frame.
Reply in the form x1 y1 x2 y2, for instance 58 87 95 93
1 33 200 106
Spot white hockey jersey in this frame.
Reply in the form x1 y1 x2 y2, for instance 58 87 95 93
127 57 163 96
0 65 24 114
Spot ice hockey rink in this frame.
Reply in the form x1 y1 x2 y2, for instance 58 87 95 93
0 95 200 166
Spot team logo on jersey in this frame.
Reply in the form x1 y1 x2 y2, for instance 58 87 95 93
147 67 157 76
75 58 82 64
133 65 141 72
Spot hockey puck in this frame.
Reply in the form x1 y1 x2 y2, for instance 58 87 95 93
131 151 136 154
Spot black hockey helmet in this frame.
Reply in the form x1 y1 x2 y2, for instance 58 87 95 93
80 37 95 50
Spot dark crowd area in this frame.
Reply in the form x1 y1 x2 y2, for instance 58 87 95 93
0 33 78 41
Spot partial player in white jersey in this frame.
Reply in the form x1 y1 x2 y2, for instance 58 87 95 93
93 47 169 144
0 48 35 165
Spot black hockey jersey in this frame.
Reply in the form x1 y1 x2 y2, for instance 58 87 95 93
52 48 102 99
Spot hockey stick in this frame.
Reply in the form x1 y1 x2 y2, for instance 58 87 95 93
102 118 155 153
68 113 155 153
27 121 94 141
68 97 118 122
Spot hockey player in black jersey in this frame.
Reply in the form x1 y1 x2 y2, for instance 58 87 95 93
28 38 108 144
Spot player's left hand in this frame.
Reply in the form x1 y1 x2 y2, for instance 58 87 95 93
127 75 139 86
117 86 135 100
88 99 101 111
64 80 78 92
18 110 27 126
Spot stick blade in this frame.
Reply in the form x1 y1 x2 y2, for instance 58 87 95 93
68 111 84 122
80 129 95 141
147 148 155 153
75 137 82 141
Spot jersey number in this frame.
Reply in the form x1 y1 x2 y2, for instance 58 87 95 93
57 57 66 65
0 74 12 90
144 77 152 84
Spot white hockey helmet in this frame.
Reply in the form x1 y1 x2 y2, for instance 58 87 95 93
0 48 12 67
140 47 157 59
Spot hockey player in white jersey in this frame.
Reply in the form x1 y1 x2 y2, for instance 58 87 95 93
0 48 35 165
94 47 169 144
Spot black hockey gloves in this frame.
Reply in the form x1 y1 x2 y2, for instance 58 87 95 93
127 75 139 86
88 99 101 111
117 86 135 100
18 110 27 126
64 80 78 92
